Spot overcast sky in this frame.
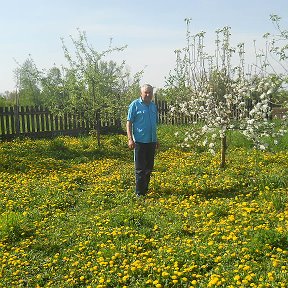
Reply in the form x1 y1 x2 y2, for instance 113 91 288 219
0 0 287 93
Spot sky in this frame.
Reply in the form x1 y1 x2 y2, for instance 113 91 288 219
0 0 288 93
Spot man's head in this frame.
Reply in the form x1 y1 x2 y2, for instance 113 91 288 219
140 84 153 104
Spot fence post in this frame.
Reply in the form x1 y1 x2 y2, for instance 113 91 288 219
14 105 20 138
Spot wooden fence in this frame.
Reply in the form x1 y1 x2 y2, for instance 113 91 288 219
0 102 287 141
0 106 122 141
0 101 190 141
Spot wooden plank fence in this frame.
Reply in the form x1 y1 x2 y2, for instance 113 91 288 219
0 106 122 141
0 102 287 141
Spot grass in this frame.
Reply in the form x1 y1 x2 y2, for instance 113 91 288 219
0 125 287 287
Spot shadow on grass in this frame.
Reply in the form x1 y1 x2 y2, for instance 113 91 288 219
0 136 133 174
44 136 132 162
151 184 250 201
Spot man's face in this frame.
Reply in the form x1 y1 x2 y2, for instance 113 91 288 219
141 87 153 104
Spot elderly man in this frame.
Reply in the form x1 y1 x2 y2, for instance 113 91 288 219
126 84 159 197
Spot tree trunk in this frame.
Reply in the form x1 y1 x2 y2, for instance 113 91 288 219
220 135 227 168
96 109 101 147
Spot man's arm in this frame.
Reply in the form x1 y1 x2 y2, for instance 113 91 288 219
126 120 135 149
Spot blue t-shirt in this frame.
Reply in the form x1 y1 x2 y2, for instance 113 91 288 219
127 98 157 143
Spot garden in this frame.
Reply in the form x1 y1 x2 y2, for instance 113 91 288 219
0 13 288 288
0 125 287 287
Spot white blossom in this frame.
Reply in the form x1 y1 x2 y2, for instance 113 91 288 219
259 144 266 151
211 133 217 139
209 148 216 155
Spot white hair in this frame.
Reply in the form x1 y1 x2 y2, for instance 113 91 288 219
141 84 153 92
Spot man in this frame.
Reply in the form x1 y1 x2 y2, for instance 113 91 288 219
126 84 158 197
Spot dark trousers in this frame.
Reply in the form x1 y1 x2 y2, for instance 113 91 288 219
134 142 156 196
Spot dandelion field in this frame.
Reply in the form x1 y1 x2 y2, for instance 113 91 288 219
0 125 287 288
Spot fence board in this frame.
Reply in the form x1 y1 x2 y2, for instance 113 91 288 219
20 106 25 133
5 107 10 134
0 107 4 134
44 108 50 131
39 109 44 131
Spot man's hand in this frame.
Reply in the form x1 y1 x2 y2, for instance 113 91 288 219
128 139 135 149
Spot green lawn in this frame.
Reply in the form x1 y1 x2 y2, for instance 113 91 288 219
0 125 287 287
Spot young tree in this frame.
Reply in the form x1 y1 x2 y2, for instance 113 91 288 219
41 30 142 145
167 18 287 168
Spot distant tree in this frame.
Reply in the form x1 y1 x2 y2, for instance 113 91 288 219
0 91 17 106
14 56 42 106
40 66 69 109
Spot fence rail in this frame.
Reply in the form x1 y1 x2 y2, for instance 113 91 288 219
0 102 287 141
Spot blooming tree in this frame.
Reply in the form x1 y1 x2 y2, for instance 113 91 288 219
167 18 288 167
